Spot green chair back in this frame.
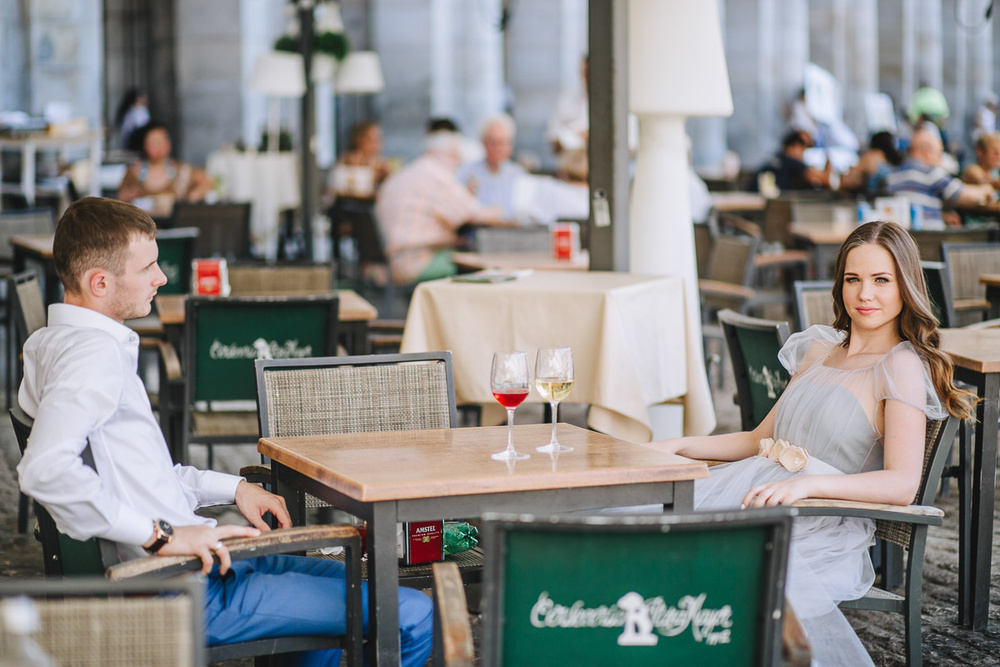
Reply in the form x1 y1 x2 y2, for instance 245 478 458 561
156 227 198 295
481 510 794 667
718 309 791 431
186 295 339 403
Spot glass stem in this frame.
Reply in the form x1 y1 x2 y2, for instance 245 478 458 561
550 401 559 444
506 407 516 453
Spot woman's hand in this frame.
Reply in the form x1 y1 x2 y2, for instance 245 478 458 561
742 476 815 509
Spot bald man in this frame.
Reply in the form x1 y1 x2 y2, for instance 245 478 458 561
886 129 994 228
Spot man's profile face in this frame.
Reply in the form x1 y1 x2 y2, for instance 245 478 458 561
107 234 167 323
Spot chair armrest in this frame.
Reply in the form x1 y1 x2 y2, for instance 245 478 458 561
791 498 944 525
142 338 182 382
432 561 475 667
754 249 810 269
782 602 811 666
698 279 757 301
239 464 273 486
106 524 361 581
954 298 990 313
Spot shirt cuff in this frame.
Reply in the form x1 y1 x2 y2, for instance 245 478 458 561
105 504 155 546
197 470 244 506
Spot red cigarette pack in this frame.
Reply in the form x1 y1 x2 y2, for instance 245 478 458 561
398 521 444 565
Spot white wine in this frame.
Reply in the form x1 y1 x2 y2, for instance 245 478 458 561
536 378 573 403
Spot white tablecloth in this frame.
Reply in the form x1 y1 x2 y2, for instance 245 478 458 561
206 149 300 259
400 271 715 443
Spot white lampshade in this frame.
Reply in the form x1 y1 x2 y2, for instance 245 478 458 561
628 0 733 117
335 51 385 94
250 51 307 98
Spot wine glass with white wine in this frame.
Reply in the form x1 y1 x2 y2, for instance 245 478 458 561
535 347 574 453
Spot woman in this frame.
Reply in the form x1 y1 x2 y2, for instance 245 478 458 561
325 121 391 200
840 131 904 195
117 123 212 218
650 220 973 665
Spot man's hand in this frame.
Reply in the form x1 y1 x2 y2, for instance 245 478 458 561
235 480 292 531
157 524 260 575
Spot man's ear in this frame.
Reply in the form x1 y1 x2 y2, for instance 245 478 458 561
84 267 111 298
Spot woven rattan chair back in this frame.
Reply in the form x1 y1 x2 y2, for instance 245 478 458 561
257 352 457 438
762 198 794 246
793 280 835 331
693 222 713 279
0 578 205 666
473 226 552 254
911 227 995 262
941 242 1000 300
228 263 333 297
921 261 957 328
11 271 45 343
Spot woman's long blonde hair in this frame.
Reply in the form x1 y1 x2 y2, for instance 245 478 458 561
830 220 974 420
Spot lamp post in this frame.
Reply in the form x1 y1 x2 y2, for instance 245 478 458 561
298 0 317 261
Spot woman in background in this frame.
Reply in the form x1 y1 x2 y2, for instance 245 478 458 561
117 122 212 218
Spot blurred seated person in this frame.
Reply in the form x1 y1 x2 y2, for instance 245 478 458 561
886 128 994 228
117 122 212 218
427 117 483 164
839 131 904 195
325 121 391 201
756 130 832 191
375 131 511 284
510 148 590 226
961 133 1000 191
457 114 526 220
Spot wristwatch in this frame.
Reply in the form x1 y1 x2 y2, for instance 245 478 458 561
144 519 174 554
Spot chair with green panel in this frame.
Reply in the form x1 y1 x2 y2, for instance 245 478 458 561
9 403 363 666
156 227 199 295
180 294 339 468
433 509 797 667
717 309 791 432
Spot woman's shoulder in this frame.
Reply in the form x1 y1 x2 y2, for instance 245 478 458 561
786 324 844 350
779 325 843 374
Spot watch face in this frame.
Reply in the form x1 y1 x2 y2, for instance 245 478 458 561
157 519 174 537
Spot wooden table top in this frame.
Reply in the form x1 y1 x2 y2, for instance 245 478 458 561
789 222 853 245
980 273 1000 288
9 234 54 257
258 423 708 503
709 191 767 212
451 250 590 272
155 289 378 326
939 327 1000 374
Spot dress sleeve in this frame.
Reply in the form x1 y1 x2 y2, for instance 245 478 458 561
777 325 843 376
874 343 947 419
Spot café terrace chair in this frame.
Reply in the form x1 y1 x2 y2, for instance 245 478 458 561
909 226 996 263
940 242 1000 327
793 280 836 331
156 226 200 295
9 270 45 534
227 261 334 297
179 294 340 468
920 261 958 329
717 309 791 432
170 201 253 262
471 225 552 254
251 352 482 590
794 415 960 667
0 577 207 666
9 404 363 666
0 209 54 409
717 212 811 310
431 509 801 667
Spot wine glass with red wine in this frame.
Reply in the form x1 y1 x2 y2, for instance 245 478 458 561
490 351 531 461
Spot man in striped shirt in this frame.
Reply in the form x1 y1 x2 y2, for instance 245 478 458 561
885 128 994 228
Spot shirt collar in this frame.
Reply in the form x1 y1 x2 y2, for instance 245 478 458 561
47 303 137 346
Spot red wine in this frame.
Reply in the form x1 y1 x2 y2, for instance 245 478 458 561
493 388 528 408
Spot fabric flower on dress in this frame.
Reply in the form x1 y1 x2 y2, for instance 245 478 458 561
758 438 810 473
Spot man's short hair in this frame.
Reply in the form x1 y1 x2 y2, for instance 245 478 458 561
781 130 810 151
54 197 157 295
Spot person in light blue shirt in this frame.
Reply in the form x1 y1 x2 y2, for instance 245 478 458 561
457 114 526 221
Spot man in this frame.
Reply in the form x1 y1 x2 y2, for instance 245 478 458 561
375 131 508 284
16 197 433 666
886 128 994 228
457 114 526 220
756 130 832 192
